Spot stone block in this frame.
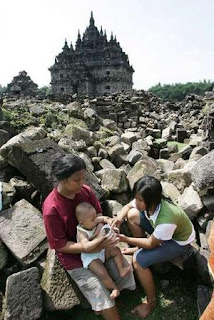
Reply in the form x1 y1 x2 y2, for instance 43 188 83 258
41 249 84 311
0 199 48 265
101 169 129 193
191 150 214 196
127 157 158 190
121 132 137 146
4 267 42 320
0 240 8 270
178 184 204 220
177 128 188 143
197 285 213 318
1 137 106 200
101 200 123 218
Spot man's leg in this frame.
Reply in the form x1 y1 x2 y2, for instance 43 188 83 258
68 267 118 315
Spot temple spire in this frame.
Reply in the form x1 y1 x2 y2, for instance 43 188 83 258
70 41 74 51
63 39 69 51
76 29 82 50
90 11 95 26
77 29 81 40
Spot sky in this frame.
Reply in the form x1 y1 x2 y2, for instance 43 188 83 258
0 0 214 90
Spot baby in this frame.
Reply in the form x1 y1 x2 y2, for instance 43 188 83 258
75 202 131 299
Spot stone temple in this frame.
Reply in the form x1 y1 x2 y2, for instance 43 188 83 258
49 12 134 96
7 71 38 96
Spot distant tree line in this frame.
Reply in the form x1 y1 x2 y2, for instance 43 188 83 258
148 80 214 102
0 85 6 94
38 86 52 96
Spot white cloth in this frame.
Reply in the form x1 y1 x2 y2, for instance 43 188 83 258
76 225 105 268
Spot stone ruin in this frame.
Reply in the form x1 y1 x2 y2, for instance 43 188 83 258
0 89 213 319
6 71 39 97
49 12 134 96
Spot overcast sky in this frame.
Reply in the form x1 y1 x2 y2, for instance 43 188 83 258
0 0 213 90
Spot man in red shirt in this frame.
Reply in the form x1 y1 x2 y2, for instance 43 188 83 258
43 154 135 320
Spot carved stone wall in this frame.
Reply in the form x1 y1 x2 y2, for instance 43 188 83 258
49 13 134 96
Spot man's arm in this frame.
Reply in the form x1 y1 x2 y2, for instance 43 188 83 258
57 241 84 254
57 230 106 254
77 229 107 253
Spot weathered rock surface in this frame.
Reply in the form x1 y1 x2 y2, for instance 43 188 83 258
178 184 204 219
41 249 84 311
191 150 214 195
0 199 47 265
4 267 42 320
0 240 8 270
101 169 129 193
127 157 158 189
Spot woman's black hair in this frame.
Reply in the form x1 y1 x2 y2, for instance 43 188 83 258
51 153 86 181
132 175 162 213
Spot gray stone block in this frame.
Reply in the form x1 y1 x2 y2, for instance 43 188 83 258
41 249 87 311
0 240 8 270
0 199 47 265
4 267 42 320
191 150 214 196
197 285 213 317
2 137 106 200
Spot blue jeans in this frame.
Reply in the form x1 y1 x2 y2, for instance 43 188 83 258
136 212 191 268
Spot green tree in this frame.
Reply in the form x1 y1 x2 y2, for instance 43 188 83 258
0 84 7 94
149 80 214 102
38 85 52 96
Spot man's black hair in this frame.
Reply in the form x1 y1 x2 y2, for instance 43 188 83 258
51 154 86 181
132 175 162 213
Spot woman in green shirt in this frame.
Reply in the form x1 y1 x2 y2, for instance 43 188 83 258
113 175 195 318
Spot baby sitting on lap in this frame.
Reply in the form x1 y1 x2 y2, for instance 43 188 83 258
75 202 131 299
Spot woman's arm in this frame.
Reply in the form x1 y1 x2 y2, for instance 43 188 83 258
110 202 134 227
119 233 163 249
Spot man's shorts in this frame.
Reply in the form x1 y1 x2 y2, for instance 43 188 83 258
67 256 136 312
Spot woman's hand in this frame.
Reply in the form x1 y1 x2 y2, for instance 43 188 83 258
112 226 120 234
109 217 123 228
119 234 129 243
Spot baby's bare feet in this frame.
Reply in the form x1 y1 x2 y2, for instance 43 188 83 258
120 264 132 277
110 288 120 299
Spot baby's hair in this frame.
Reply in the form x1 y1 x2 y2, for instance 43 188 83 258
133 175 162 213
75 202 95 221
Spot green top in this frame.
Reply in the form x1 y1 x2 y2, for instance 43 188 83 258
148 199 193 242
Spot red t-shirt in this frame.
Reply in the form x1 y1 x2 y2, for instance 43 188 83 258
42 184 102 270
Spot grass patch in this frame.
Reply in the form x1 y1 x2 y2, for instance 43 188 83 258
42 267 198 320
167 141 187 152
